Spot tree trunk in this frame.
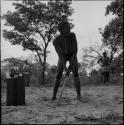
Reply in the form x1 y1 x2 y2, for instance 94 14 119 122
35 49 44 84
35 49 43 66
41 49 47 84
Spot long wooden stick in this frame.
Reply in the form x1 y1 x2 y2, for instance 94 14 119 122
57 76 68 105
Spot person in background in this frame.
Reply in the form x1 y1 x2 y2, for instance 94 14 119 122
22 60 31 87
9 68 16 78
97 51 111 85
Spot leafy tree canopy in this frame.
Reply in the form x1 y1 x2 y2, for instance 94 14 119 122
2 0 74 83
2 0 74 52
102 0 123 53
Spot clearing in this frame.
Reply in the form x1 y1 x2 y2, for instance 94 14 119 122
1 85 123 124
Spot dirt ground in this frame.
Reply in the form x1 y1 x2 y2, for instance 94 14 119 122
1 85 123 124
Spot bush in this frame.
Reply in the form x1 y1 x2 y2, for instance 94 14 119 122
1 71 7 93
110 73 123 85
29 67 123 87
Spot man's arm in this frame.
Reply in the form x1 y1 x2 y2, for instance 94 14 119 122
97 58 101 64
97 58 103 67
108 57 112 64
69 33 78 69
53 40 67 71
28 66 32 75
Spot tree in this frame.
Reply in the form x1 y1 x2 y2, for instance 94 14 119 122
50 65 57 74
81 42 104 71
2 57 24 69
2 0 74 84
110 52 123 74
81 0 123 78
1 57 25 78
101 0 123 60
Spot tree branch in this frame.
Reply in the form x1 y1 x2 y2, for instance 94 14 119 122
35 26 47 46
35 49 43 65
86 55 99 59
90 47 102 57
24 35 43 65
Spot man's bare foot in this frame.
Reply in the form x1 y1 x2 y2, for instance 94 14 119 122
77 95 81 101
51 96 57 101
77 96 88 102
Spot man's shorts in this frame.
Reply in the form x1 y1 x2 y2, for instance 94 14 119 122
63 54 73 61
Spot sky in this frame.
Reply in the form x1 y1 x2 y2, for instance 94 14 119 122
1 0 114 66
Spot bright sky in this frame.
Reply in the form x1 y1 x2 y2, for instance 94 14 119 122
1 0 114 65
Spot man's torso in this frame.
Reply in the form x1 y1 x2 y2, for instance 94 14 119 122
53 32 76 56
100 57 110 72
23 64 30 75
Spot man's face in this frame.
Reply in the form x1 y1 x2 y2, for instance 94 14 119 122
61 24 70 35
103 53 106 57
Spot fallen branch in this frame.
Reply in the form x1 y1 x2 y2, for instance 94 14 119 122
74 112 123 124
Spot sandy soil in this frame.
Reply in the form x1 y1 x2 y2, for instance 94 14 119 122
1 85 123 124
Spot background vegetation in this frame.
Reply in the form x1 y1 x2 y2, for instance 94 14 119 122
1 0 123 89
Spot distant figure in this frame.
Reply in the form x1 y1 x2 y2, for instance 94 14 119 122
9 68 16 78
52 21 81 101
97 51 111 85
9 67 18 78
22 60 31 87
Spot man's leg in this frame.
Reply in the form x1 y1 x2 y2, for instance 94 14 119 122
26 74 30 87
70 56 81 100
105 71 109 86
52 60 64 100
74 77 81 100
102 72 106 84
24 74 27 86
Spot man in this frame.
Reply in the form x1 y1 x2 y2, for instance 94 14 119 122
22 60 31 87
52 21 81 101
97 51 111 85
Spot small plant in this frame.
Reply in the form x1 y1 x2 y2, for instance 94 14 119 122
59 111 69 124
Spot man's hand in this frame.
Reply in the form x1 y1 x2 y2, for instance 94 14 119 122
70 54 75 69
65 70 70 77
59 56 67 71
65 65 72 77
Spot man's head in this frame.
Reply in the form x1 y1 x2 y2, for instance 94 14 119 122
24 60 28 65
103 51 107 57
58 21 70 35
